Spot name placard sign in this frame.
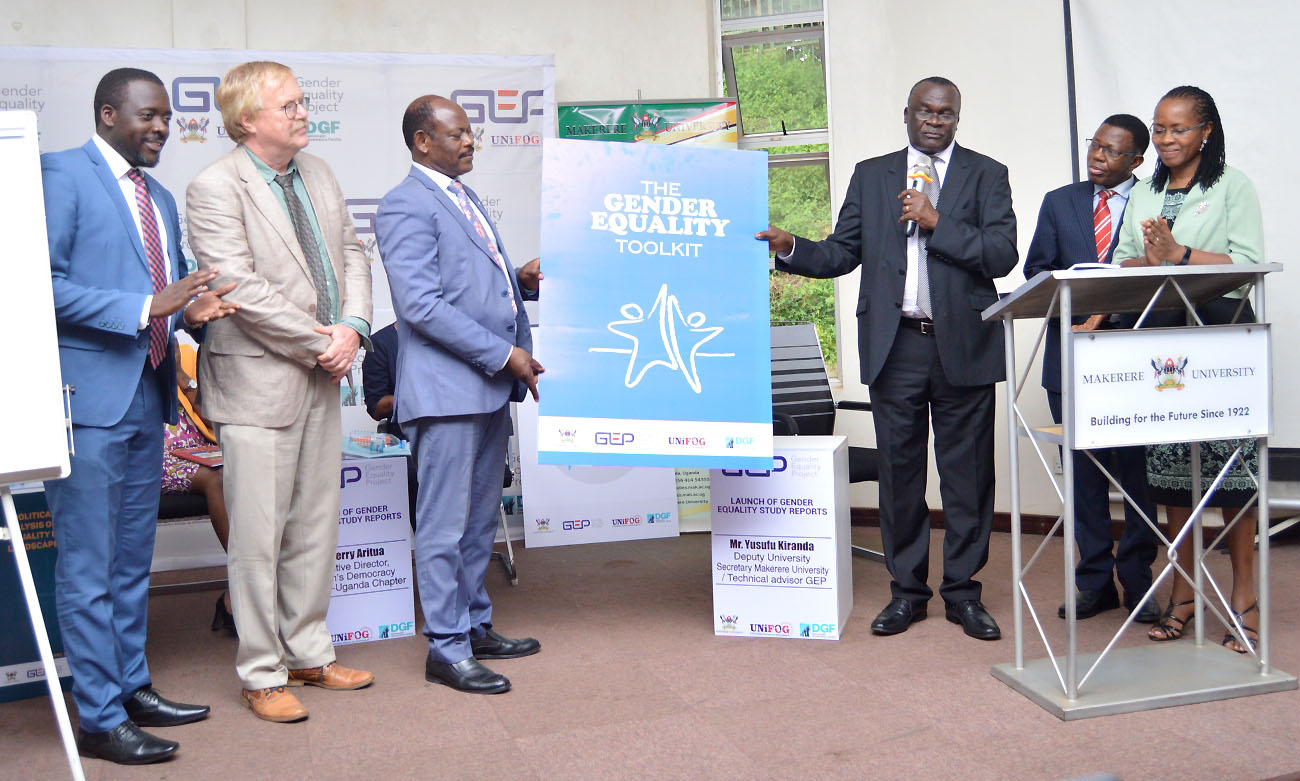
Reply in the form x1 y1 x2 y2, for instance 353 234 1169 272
1071 323 1270 449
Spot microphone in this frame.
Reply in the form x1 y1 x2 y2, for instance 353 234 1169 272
905 161 935 238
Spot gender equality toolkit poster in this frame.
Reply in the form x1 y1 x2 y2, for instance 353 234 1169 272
537 138 772 469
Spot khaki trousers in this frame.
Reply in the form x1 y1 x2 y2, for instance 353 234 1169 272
219 370 340 690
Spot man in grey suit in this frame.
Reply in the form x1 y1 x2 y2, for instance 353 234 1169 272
376 95 542 694
758 77 1017 640
187 60 374 722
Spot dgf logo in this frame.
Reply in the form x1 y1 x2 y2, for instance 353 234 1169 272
378 621 415 638
594 432 634 445
340 466 362 488
451 89 545 124
562 520 590 531
721 455 787 478
172 76 221 113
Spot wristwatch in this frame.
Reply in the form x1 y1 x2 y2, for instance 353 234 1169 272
1176 246 1192 266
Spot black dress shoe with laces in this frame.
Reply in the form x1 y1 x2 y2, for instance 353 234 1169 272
471 628 541 660
425 656 511 694
123 686 211 727
1056 587 1121 620
870 597 926 635
77 719 178 765
945 600 1001 640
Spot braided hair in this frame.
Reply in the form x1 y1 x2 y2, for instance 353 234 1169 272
1150 85 1226 192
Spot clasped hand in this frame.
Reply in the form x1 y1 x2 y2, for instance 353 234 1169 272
1138 217 1185 265
315 324 361 383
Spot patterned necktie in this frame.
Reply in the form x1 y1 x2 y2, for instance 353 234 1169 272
126 168 170 368
448 179 517 316
273 172 333 324
915 155 941 319
1094 189 1115 262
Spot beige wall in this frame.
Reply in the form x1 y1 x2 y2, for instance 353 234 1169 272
0 0 720 104
823 0 1071 515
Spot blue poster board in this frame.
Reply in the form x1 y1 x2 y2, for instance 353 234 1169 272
537 138 772 468
0 490 71 703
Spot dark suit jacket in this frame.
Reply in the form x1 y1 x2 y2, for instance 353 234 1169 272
1023 178 1131 393
777 144 1017 387
42 140 186 427
361 322 404 441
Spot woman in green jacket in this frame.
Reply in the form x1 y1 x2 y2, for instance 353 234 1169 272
1113 85 1264 653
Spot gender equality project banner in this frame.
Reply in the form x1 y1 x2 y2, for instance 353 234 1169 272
537 138 772 469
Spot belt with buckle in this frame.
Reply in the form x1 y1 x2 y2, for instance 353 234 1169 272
899 317 936 335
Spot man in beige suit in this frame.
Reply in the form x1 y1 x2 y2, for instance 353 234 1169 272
186 61 374 723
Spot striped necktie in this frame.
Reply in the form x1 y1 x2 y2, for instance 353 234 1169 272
126 168 170 368
448 179 517 316
1094 189 1115 262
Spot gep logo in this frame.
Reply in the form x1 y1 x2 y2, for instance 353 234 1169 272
340 466 362 488
721 455 787 478
451 89 545 124
171 76 221 113
594 432 634 446
562 519 591 531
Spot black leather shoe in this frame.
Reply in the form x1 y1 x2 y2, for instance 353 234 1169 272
945 600 1001 640
1057 587 1121 620
123 686 210 727
1126 597 1161 624
870 597 926 635
471 628 541 660
425 656 511 694
77 719 178 765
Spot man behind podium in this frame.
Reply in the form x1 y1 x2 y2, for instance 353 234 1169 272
376 95 542 694
186 60 374 723
42 68 237 764
757 77 1017 640
1023 115 1160 624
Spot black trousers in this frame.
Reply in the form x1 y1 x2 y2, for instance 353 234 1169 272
1046 391 1158 596
869 324 996 605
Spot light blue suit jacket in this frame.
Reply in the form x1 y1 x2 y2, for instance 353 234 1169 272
42 140 186 427
375 166 532 424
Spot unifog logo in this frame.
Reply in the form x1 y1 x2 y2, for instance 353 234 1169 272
331 627 372 643
749 623 791 635
611 515 641 527
451 89 545 124
721 455 787 478
668 436 706 447
595 432 634 446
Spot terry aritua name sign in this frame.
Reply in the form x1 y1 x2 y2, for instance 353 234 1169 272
1071 323 1271 449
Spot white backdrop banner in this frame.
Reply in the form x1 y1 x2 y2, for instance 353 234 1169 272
0 46 555 334
1072 324 1270 450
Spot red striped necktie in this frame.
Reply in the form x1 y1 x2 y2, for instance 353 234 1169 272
127 168 170 368
1093 189 1115 262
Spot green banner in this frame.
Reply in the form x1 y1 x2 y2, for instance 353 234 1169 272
558 100 737 148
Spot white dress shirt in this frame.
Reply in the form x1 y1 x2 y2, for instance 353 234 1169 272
902 140 954 318
91 134 173 330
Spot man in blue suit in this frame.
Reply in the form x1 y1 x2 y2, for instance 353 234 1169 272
376 95 542 694
1023 114 1159 624
41 68 236 765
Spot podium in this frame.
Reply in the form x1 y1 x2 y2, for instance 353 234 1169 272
982 262 1296 719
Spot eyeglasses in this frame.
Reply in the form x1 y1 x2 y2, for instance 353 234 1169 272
1149 121 1206 139
262 97 311 118
1084 138 1137 162
911 109 958 124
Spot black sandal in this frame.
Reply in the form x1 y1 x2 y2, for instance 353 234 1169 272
1223 600 1258 654
1148 599 1194 641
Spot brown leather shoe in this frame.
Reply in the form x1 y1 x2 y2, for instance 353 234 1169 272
286 661 374 691
241 686 308 723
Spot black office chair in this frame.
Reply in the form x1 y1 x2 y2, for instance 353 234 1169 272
770 323 883 562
